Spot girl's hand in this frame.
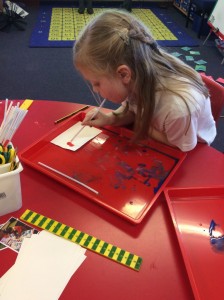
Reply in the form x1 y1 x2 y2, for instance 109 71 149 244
82 109 114 127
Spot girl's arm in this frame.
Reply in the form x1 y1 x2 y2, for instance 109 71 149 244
149 127 176 148
82 105 135 127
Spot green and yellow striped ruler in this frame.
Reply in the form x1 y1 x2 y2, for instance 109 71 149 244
20 209 143 271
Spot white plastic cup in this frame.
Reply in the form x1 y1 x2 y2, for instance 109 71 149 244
0 162 11 175
0 161 23 216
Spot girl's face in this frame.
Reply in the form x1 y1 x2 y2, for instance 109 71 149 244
77 64 132 104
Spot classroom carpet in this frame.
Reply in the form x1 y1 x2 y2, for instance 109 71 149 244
29 5 199 48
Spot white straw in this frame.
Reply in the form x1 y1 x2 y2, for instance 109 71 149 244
69 125 86 144
69 98 106 144
7 110 28 142
38 162 99 195
0 100 28 145
3 98 8 125
0 99 12 134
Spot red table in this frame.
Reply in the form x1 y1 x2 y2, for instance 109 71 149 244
0 100 223 300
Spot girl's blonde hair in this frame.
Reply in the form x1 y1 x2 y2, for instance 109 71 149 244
73 10 209 141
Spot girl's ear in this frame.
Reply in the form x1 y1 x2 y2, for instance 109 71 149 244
116 65 132 84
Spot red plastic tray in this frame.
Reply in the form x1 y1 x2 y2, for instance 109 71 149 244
164 186 224 300
19 112 186 224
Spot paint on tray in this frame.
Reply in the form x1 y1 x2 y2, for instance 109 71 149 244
113 159 168 192
209 219 224 252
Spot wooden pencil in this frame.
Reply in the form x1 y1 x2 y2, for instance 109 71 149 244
54 105 89 124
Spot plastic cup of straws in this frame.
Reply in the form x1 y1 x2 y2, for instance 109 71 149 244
0 144 23 217
0 99 29 216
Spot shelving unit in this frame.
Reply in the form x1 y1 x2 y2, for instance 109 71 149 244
174 0 214 38
173 0 188 15
173 0 196 20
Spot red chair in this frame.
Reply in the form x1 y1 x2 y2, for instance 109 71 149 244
200 74 224 123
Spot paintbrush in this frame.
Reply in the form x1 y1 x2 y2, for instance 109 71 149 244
67 99 106 147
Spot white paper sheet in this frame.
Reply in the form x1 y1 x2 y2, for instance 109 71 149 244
0 231 86 300
51 121 102 151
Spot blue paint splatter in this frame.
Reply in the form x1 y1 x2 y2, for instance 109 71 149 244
209 219 224 252
112 159 168 191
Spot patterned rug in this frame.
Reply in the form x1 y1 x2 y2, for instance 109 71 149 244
30 5 199 47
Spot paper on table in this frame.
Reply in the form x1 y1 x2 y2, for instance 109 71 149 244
0 231 86 300
51 121 102 151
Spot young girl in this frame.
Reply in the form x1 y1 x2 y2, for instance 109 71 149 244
73 10 216 152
